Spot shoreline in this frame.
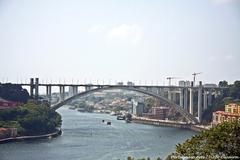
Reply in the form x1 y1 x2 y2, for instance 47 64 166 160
0 129 62 144
132 117 210 132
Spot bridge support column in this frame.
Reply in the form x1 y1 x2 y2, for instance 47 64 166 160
59 86 65 101
168 90 171 101
156 88 160 94
189 82 194 115
35 78 39 100
160 88 165 97
184 88 188 110
74 86 78 95
46 85 52 103
172 92 177 103
85 86 89 92
208 90 212 107
30 78 34 97
198 81 203 123
59 86 62 102
180 89 184 108
69 86 74 97
203 90 207 110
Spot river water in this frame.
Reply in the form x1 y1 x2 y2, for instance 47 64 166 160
0 107 196 160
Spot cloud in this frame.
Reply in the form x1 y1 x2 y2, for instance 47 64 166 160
225 54 234 60
211 0 236 5
88 24 144 45
88 25 105 33
107 24 143 44
208 56 217 62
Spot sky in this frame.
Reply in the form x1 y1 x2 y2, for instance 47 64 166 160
0 0 240 85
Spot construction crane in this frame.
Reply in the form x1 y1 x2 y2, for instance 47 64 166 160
166 77 179 86
192 72 202 86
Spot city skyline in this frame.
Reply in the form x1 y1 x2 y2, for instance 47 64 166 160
0 0 240 84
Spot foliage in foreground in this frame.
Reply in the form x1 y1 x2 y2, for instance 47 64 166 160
127 156 161 160
0 103 62 136
167 120 240 159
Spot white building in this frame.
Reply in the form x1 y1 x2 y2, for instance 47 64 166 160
132 99 144 117
179 81 191 87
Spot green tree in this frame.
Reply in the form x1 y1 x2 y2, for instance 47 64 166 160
229 81 240 99
0 103 62 136
0 83 29 103
144 97 157 112
170 120 240 159
218 80 228 87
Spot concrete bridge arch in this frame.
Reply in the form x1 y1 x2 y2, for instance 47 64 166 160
51 86 199 124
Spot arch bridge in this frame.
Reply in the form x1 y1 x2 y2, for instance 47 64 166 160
12 78 227 124
51 85 199 124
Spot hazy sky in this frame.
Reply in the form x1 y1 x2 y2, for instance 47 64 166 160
0 0 240 85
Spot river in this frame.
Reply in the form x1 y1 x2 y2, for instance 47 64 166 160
0 107 197 160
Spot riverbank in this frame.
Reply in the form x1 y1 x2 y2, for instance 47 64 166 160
0 128 62 143
132 117 211 132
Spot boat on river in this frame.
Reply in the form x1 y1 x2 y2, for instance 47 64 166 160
117 115 126 120
125 119 131 123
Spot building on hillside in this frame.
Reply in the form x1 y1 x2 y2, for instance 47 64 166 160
143 106 169 120
127 81 134 86
204 84 218 88
0 128 17 139
179 81 191 87
0 98 21 110
212 103 240 125
132 99 144 117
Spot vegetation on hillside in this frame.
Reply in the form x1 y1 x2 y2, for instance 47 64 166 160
202 80 240 123
70 101 94 112
0 83 29 103
167 120 240 159
0 103 62 136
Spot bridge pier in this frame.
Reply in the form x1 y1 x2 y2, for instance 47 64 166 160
46 85 52 103
30 78 34 97
172 92 177 104
85 86 90 91
208 90 212 106
74 86 78 95
168 90 171 101
198 81 203 123
69 86 78 96
59 86 65 101
189 82 194 115
184 88 188 110
35 78 39 100
68 86 74 97
203 90 207 110
180 89 184 108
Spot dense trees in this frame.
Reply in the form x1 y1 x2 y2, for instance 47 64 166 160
202 80 240 123
229 81 240 100
144 97 157 112
0 103 62 136
167 120 240 159
127 156 161 160
0 83 29 103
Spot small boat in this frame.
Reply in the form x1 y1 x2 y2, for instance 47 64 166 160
125 119 131 123
107 121 111 125
110 111 116 116
102 120 105 123
117 115 126 120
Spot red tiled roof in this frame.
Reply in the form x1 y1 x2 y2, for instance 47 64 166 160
213 111 240 117
0 128 7 132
